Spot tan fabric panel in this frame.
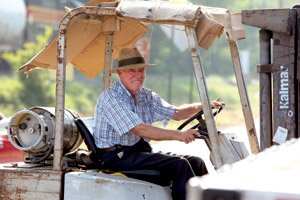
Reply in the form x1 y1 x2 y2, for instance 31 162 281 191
20 12 147 78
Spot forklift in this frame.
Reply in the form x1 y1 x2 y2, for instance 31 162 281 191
0 0 259 199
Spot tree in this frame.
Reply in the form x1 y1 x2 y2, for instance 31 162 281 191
0 28 55 114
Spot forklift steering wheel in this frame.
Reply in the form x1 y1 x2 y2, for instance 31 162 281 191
177 104 224 138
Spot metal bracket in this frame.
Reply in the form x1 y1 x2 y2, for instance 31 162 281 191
257 64 276 73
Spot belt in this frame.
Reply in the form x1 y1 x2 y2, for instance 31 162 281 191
97 145 122 154
97 139 145 154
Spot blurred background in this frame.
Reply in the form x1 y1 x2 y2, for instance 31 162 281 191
0 0 299 130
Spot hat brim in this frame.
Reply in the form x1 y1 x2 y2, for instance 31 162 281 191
110 63 155 73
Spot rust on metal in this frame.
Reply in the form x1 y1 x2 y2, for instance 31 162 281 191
0 165 64 200
242 9 296 34
257 64 274 73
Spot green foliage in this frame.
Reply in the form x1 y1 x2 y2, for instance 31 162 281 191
150 25 193 76
146 74 245 108
0 27 55 116
2 28 53 72
65 81 99 116
206 75 240 108
0 77 25 115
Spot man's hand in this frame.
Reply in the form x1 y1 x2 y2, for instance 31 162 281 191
210 98 224 109
179 129 201 144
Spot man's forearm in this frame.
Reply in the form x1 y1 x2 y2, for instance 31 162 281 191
172 103 202 121
131 124 181 141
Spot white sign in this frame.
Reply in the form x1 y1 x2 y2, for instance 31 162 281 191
272 126 288 144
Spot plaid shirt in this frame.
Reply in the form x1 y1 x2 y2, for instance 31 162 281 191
93 80 175 148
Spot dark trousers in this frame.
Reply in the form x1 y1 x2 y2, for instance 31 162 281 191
99 139 208 200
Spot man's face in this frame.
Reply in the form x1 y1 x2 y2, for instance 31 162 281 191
118 68 145 96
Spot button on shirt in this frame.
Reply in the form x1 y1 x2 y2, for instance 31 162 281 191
93 81 175 148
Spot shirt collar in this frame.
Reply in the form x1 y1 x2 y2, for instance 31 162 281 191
117 80 143 99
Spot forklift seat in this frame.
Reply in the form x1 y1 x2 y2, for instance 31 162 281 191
74 117 170 186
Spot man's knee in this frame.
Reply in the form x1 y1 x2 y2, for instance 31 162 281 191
188 156 208 176
190 156 206 166
176 157 194 172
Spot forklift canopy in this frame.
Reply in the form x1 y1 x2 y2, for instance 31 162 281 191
19 0 244 78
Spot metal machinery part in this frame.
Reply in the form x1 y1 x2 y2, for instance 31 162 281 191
7 107 83 163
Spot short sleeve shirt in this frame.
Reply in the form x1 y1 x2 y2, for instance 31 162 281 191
93 80 175 148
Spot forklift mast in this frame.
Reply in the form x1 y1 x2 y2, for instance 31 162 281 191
242 6 300 150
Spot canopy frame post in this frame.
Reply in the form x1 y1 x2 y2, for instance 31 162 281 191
228 40 260 154
185 26 222 168
53 7 116 171
103 31 114 90
54 18 68 171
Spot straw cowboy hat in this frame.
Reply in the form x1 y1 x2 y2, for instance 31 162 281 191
110 47 155 73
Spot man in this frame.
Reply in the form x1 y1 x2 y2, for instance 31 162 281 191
93 47 223 200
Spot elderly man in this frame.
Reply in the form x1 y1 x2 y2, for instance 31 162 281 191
93 47 223 200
